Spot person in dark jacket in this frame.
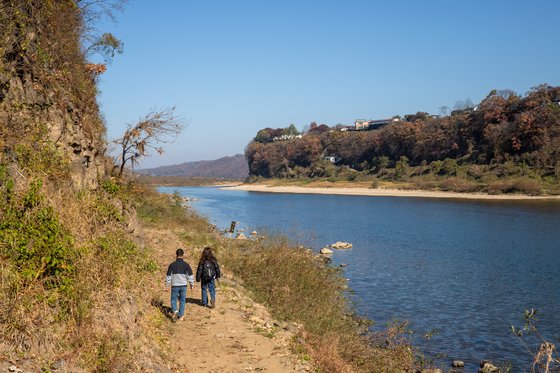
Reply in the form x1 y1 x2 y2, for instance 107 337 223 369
196 247 221 308
165 248 194 321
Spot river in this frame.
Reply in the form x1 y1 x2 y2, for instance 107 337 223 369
159 186 560 370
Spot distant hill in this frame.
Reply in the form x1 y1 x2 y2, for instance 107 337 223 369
140 154 249 179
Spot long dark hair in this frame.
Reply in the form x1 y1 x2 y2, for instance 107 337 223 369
199 247 217 265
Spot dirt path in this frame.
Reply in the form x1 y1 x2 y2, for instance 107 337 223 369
144 228 308 373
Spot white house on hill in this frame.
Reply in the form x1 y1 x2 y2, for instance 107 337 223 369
354 117 399 130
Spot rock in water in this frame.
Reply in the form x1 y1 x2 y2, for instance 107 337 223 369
479 361 498 373
320 247 333 255
452 360 465 367
331 241 352 249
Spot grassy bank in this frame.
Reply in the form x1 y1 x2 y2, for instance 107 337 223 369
0 164 170 371
246 162 560 196
135 183 415 372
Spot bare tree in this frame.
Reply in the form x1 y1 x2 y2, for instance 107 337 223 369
453 98 474 111
113 107 185 177
438 105 450 116
496 89 517 100
76 0 127 62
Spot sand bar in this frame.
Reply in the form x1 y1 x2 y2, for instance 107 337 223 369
223 184 560 201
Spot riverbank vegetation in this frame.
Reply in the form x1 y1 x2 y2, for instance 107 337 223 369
136 174 242 187
246 85 560 195
135 182 416 372
0 168 169 371
0 1 172 370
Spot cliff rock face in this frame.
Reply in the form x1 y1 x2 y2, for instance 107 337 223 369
0 2 108 189
0 73 107 189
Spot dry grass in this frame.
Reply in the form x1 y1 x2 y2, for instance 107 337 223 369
487 177 542 195
134 185 209 230
133 183 415 372
0 172 168 371
219 239 414 372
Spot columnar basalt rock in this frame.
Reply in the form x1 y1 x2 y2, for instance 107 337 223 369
0 1 108 190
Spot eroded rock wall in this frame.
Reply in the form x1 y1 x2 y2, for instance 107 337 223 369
0 1 108 189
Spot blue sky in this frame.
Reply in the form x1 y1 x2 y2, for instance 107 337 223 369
97 0 560 168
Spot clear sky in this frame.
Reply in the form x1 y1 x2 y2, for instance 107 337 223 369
97 0 560 168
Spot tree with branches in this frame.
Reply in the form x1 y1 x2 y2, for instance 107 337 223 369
114 107 185 177
77 0 127 73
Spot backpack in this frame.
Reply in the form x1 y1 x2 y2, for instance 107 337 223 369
202 261 215 281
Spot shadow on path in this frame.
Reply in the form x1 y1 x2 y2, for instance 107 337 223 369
151 297 207 320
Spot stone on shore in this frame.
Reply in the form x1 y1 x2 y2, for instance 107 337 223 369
331 241 352 249
320 247 333 255
237 233 247 240
479 361 498 373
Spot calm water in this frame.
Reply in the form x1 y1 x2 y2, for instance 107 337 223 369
160 186 560 369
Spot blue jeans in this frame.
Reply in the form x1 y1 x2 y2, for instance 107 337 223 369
170 286 187 317
201 279 216 306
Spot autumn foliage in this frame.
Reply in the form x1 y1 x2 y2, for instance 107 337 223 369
246 85 560 182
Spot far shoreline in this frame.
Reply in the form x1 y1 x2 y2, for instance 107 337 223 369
222 184 560 201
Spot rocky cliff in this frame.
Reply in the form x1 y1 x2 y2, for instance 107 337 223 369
0 1 107 189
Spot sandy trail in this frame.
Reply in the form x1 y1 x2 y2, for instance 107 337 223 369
144 228 305 373
223 184 560 200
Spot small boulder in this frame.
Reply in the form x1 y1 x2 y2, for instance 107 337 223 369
452 360 465 368
284 322 299 333
331 241 352 249
237 233 247 240
320 247 333 255
479 361 498 373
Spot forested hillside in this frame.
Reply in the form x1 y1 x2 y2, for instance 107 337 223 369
140 154 248 179
245 85 560 194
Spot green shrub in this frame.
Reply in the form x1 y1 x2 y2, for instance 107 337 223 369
101 178 121 196
394 156 409 180
429 160 443 175
371 156 390 174
347 173 357 181
0 177 75 289
440 158 459 176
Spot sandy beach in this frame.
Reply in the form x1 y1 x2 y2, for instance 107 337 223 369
223 184 560 200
